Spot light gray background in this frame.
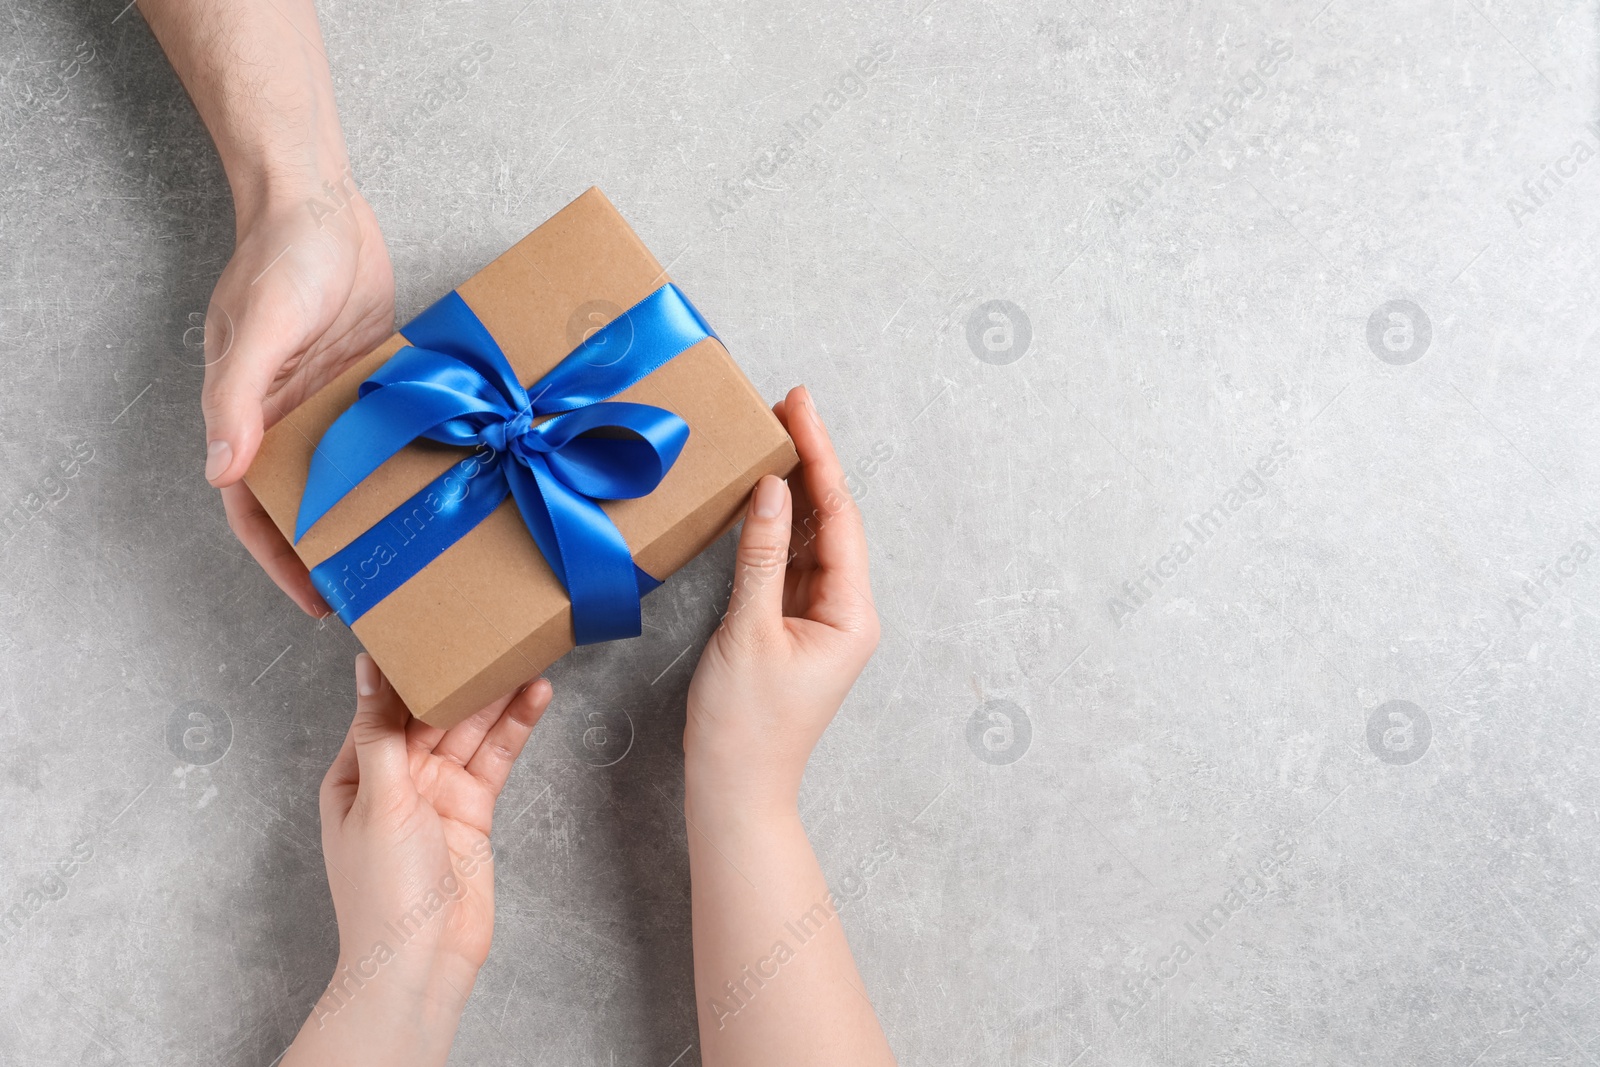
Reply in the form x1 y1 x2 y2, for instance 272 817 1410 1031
3 0 1599 1064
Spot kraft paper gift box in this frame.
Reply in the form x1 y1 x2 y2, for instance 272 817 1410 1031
245 187 798 728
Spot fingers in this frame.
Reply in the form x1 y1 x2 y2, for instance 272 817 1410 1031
405 715 447 756
432 691 516 766
221 483 331 618
722 474 793 648
772 397 819 575
465 678 554 795
774 386 875 629
349 653 416 805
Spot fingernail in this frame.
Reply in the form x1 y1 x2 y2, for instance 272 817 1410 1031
355 653 380 697
302 578 332 619
753 475 784 519
205 440 232 483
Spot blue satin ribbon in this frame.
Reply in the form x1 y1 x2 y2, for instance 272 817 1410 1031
297 283 713 644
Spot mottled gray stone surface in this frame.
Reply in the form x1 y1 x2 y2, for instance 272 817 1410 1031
3 0 1600 1064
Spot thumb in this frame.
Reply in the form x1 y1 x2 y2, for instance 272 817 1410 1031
200 308 277 486
349 653 415 804
722 475 792 647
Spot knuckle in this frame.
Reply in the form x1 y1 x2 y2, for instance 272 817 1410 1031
198 383 233 422
735 539 786 578
349 713 390 748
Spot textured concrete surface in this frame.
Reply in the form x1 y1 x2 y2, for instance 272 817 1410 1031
4 0 1600 1064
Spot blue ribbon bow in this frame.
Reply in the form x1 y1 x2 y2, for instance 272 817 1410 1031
297 283 714 644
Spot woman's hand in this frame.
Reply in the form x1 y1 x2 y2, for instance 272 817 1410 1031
282 657 552 1067
682 387 896 1067
684 385 881 821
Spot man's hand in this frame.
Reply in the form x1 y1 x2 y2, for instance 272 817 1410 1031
210 194 393 617
141 0 395 616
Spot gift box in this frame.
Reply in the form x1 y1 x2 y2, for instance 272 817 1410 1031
245 188 797 727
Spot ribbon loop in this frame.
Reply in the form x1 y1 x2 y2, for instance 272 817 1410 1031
299 283 713 643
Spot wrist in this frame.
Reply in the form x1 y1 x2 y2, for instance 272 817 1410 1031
683 773 802 840
292 950 476 1066
139 0 355 234
328 934 481 1006
227 143 358 238
683 732 809 820
198 28 354 233
223 159 380 287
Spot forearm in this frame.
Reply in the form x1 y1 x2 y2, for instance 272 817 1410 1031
685 786 895 1067
138 0 351 229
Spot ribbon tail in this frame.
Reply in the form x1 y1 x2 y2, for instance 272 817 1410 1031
530 284 716 411
309 453 511 625
296 382 507 541
635 566 662 598
504 457 649 645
